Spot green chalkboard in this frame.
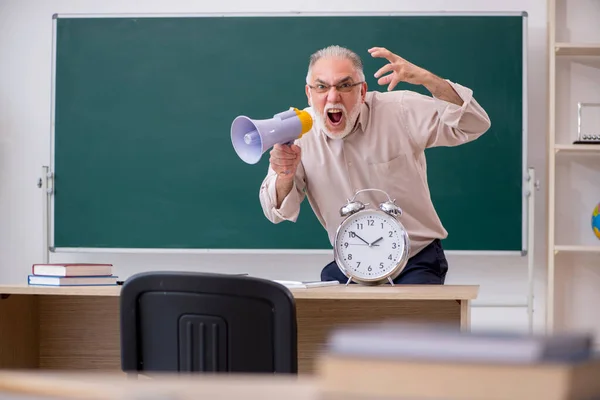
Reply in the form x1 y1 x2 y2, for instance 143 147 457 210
51 13 526 252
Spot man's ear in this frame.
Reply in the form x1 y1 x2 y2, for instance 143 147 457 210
361 82 368 103
305 85 312 106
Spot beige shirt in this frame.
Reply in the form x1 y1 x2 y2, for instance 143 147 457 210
259 81 491 257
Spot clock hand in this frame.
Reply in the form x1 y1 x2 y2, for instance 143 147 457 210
350 231 370 246
370 237 383 246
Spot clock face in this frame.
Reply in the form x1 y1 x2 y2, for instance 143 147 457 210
334 210 409 282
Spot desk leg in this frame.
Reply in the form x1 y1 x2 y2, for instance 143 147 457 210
460 300 471 332
0 294 39 368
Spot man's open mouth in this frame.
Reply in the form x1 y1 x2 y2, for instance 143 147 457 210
327 109 344 126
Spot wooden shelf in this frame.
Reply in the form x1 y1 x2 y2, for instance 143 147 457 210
554 245 600 254
555 144 600 153
555 43 600 56
547 0 600 336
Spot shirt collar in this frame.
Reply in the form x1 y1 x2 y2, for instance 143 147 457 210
355 98 370 133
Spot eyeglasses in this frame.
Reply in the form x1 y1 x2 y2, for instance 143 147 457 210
307 81 364 94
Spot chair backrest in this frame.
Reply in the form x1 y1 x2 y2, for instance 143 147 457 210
120 271 297 374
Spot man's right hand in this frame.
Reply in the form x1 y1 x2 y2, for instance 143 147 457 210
269 143 301 180
269 144 301 207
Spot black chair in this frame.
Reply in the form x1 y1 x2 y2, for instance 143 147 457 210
120 271 297 374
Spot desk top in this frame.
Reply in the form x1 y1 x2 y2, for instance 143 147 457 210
0 284 478 300
0 371 318 400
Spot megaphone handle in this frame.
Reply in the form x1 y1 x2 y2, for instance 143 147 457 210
283 141 295 174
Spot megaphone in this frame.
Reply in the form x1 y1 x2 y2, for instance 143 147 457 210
231 108 313 164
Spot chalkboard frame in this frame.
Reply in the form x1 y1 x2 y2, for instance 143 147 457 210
46 11 529 255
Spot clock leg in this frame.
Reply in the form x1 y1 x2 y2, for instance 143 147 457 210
344 276 353 286
387 277 395 286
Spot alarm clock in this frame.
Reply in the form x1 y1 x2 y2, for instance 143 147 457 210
333 188 410 286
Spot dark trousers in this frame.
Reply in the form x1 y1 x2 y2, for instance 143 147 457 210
321 239 449 285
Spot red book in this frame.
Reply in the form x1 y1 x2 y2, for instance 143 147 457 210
31 263 113 277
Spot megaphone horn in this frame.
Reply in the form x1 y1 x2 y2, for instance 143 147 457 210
231 108 313 164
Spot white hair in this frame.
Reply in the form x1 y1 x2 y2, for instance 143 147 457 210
305 45 365 83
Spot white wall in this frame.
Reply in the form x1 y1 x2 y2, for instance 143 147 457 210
0 0 549 333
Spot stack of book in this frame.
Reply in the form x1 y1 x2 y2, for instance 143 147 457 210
27 263 118 286
317 321 600 400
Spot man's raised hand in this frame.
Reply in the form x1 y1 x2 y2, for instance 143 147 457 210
368 47 431 91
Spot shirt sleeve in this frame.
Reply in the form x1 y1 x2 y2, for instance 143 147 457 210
259 161 307 223
401 80 492 151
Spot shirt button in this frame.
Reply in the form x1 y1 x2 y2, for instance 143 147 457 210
348 162 352 166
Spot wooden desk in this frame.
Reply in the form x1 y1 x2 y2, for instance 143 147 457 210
0 371 319 400
0 358 599 400
0 284 477 374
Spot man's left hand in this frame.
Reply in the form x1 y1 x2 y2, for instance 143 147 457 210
368 46 464 106
369 47 431 91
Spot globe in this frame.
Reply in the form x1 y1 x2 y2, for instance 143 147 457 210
593 203 600 240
